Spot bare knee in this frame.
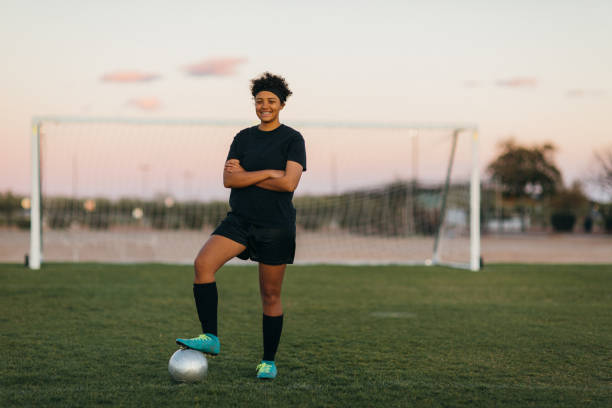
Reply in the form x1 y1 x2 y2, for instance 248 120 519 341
261 290 281 308
194 254 216 283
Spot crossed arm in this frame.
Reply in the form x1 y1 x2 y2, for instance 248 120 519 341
223 159 303 192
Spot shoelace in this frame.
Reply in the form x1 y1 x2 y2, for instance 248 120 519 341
198 334 211 341
257 363 272 373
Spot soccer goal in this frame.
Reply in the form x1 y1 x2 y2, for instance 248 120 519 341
28 117 480 270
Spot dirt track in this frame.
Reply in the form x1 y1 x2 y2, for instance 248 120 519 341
1 228 610 265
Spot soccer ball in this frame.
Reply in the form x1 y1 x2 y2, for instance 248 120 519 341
168 349 208 382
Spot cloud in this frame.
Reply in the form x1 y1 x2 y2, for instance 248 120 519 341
566 89 606 98
101 71 160 83
496 77 537 88
127 97 161 111
184 57 247 77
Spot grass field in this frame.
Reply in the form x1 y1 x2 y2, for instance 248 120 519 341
1 263 611 407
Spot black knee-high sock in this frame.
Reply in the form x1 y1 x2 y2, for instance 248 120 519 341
193 282 218 336
262 314 283 361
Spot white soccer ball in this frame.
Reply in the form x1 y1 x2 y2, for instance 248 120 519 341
168 349 208 382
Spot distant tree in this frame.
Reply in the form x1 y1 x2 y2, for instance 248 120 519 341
594 146 612 195
549 181 589 232
0 191 22 226
487 139 562 199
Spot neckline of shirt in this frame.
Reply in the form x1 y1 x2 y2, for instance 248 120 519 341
254 124 285 134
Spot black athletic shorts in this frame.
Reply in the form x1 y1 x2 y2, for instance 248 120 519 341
212 213 296 265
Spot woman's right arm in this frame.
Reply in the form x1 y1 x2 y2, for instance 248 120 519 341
223 159 284 188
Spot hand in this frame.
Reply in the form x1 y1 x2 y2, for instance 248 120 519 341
225 159 245 173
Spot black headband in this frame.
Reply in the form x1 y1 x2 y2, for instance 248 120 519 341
256 88 285 103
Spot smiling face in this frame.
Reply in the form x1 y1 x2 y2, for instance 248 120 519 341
255 91 284 125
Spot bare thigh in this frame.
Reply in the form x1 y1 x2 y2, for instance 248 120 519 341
194 235 246 284
258 263 286 316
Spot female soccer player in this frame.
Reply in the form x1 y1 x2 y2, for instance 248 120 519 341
176 72 306 380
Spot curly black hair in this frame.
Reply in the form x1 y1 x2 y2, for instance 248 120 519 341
250 72 292 104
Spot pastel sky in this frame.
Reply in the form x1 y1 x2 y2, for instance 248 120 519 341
1 0 611 199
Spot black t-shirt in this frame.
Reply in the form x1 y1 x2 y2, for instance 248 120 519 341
226 124 307 226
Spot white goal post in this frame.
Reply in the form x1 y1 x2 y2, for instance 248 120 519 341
29 116 480 271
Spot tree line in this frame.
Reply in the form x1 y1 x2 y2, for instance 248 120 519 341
1 140 611 234
0 184 451 236
486 139 612 232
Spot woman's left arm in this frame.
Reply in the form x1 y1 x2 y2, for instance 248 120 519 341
256 161 303 192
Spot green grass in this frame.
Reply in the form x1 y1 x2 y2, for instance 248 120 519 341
1 263 611 407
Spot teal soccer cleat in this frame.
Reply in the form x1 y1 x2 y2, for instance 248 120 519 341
176 334 220 356
256 360 277 380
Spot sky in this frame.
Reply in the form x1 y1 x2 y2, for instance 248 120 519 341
1 0 611 199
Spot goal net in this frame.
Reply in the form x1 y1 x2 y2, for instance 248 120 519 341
29 117 480 270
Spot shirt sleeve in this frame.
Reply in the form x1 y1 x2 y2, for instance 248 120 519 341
226 135 241 161
287 133 307 171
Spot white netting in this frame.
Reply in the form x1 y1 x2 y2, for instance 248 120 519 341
35 118 476 266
